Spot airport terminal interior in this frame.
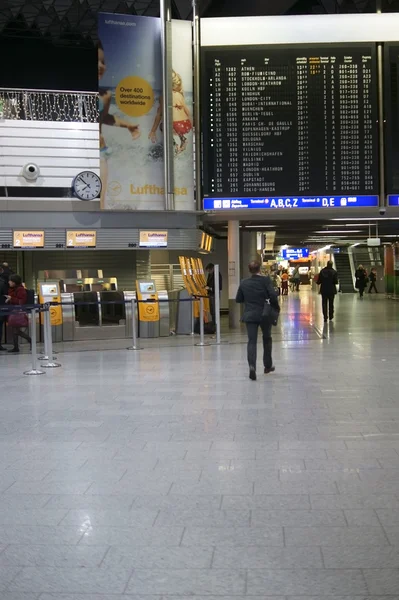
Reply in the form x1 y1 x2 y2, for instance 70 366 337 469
2 0 399 598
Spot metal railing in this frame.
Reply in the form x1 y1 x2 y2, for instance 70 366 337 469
0 88 98 123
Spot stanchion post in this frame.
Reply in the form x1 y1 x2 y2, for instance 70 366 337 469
38 306 50 361
24 308 45 376
214 264 221 344
195 296 210 347
128 297 141 351
41 306 61 368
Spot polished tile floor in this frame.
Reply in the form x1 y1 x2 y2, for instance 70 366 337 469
0 291 399 599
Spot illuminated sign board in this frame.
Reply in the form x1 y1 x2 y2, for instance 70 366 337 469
388 195 399 207
13 230 44 248
139 231 168 248
203 195 379 211
66 231 97 248
282 248 309 260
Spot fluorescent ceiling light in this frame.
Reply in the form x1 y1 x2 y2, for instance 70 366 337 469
331 217 399 221
314 230 362 234
324 223 370 227
243 225 275 228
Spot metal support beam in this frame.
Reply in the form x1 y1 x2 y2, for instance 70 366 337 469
193 0 202 211
160 0 175 211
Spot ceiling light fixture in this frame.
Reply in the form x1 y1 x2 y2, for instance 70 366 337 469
314 230 362 234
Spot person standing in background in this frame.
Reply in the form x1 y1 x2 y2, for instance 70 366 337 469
355 265 368 299
292 267 300 292
0 266 8 351
317 260 339 322
281 270 289 296
205 263 222 327
368 267 378 294
5 274 31 353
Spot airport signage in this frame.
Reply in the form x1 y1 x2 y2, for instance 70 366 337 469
66 231 97 248
203 195 379 211
139 230 168 248
13 230 44 248
388 195 399 207
282 248 309 260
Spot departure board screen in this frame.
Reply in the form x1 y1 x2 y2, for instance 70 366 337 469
385 44 399 196
202 44 378 206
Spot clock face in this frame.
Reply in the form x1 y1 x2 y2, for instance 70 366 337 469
73 171 102 200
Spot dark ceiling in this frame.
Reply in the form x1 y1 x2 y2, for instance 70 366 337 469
0 0 398 46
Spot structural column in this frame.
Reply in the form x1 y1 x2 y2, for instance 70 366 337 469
228 220 240 329
160 0 175 210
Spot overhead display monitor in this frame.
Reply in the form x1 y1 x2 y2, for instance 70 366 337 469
139 231 168 248
385 44 399 199
13 231 44 249
202 44 379 210
282 248 309 260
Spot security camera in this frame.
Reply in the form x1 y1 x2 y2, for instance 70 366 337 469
379 207 386 216
22 163 40 181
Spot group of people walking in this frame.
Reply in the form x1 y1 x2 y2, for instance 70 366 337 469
355 265 378 298
0 264 32 353
272 267 300 296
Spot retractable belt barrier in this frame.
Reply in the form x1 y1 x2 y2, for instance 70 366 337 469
0 295 220 373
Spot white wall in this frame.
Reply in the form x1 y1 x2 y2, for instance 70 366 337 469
0 120 99 189
201 13 399 46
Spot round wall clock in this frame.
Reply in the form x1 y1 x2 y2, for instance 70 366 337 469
72 171 102 201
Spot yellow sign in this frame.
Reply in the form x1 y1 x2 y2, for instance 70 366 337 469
66 231 97 248
13 230 44 249
116 76 154 117
139 230 168 248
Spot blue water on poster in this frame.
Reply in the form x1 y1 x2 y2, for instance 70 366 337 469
203 195 379 211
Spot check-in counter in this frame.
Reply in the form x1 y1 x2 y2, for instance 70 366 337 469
61 290 135 341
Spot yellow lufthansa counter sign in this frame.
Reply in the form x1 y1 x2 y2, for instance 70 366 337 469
139 231 168 248
13 231 44 249
67 231 97 248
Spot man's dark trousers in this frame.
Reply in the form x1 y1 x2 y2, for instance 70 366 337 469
245 319 272 370
322 295 335 320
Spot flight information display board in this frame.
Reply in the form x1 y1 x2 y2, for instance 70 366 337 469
202 44 378 207
385 44 399 197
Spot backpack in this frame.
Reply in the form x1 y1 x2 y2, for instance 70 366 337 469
25 289 35 305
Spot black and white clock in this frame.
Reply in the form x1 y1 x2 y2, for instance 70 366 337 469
72 171 102 201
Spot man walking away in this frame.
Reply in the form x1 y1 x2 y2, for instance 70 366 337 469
368 267 378 294
236 261 280 381
317 260 339 322
205 263 222 327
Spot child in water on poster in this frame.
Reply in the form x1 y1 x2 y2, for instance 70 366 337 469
148 70 192 154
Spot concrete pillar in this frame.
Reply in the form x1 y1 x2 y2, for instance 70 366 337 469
228 220 240 329
241 231 259 278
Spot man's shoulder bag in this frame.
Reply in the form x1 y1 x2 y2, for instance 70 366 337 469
262 299 279 326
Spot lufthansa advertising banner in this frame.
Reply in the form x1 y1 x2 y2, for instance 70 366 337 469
13 231 44 248
66 231 97 248
98 13 194 211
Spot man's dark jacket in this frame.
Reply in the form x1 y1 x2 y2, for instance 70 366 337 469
236 274 279 323
206 271 222 297
317 267 339 296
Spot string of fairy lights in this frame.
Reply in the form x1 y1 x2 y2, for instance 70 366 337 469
0 90 99 123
